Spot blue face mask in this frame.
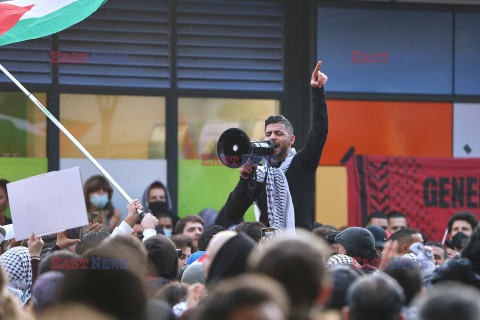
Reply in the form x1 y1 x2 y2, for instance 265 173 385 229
90 194 109 209
163 229 172 237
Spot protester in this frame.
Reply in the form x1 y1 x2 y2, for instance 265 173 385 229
58 268 147 320
170 235 196 270
205 232 256 286
136 180 179 236
197 274 289 320
143 234 179 297
31 271 64 313
325 265 361 311
83 175 122 233
333 227 378 270
234 221 266 243
0 265 33 319
387 211 408 235
416 284 480 320
364 211 388 230
249 230 330 320
445 211 479 255
388 228 423 255
365 225 387 254
384 258 424 306
343 273 405 320
0 179 12 225
174 215 204 248
425 241 447 266
223 61 329 232
0 247 34 305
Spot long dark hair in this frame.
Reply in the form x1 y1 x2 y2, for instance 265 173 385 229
83 175 115 219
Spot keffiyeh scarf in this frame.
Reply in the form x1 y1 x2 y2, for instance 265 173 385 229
254 149 296 235
0 246 33 305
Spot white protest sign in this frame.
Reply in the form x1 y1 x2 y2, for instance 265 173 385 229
6 167 88 240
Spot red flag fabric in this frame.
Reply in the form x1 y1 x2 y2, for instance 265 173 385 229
346 155 480 241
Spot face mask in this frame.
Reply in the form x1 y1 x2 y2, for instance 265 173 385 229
149 201 168 216
163 229 172 237
452 231 469 250
90 194 109 209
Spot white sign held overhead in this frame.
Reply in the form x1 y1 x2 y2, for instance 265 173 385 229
6 167 88 240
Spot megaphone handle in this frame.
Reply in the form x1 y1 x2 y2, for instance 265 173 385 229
248 169 257 190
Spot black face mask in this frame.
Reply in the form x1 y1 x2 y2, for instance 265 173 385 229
149 201 168 216
452 231 470 250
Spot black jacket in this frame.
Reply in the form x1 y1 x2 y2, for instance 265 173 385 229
223 86 328 230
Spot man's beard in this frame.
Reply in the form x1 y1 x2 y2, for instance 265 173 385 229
272 145 288 163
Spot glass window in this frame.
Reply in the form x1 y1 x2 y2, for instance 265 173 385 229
0 91 48 220
0 92 47 158
178 98 279 218
60 94 166 159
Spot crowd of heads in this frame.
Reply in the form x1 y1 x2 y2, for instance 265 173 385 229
0 174 479 320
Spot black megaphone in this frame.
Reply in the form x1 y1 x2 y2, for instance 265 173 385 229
217 128 275 168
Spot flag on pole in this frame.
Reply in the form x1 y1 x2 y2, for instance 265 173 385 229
0 0 107 46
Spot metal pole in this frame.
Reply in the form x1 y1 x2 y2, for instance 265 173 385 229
0 64 144 217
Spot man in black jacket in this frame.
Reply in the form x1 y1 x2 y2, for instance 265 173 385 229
222 61 328 231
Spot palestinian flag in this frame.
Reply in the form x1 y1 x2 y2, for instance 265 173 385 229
0 0 107 46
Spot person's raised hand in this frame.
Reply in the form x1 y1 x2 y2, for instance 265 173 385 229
239 159 256 180
310 61 328 88
380 240 399 269
28 233 44 257
86 222 104 233
141 213 159 230
56 231 81 250
125 199 143 227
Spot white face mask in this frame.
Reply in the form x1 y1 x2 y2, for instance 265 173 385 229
163 229 172 237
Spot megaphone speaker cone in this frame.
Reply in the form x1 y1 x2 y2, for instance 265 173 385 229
217 128 252 168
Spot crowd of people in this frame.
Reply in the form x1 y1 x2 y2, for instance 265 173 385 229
0 61 479 319
0 188 479 320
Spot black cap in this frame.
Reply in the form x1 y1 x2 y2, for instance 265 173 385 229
366 225 387 248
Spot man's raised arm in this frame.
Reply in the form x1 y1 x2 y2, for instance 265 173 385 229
298 61 329 170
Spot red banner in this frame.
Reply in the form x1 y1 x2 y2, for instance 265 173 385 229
346 155 480 241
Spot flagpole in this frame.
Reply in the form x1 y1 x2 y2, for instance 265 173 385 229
0 64 144 218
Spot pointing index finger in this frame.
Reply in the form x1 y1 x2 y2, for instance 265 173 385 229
313 61 322 75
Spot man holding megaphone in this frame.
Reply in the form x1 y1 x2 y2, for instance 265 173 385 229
221 61 329 233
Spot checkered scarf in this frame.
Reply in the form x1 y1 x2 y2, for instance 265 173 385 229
0 246 32 304
254 149 296 235
327 254 362 269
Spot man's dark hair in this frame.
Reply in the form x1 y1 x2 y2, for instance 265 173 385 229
265 115 293 136
325 265 361 311
461 230 480 274
174 215 204 235
59 268 146 320
249 231 329 316
235 221 265 243
313 226 337 242
155 282 189 307
426 241 447 260
347 273 405 320
384 258 423 306
198 225 225 251
447 211 479 234
389 228 421 242
75 230 110 255
198 275 288 320
170 235 196 254
364 212 387 226
387 211 406 222
417 284 480 320
143 235 178 281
